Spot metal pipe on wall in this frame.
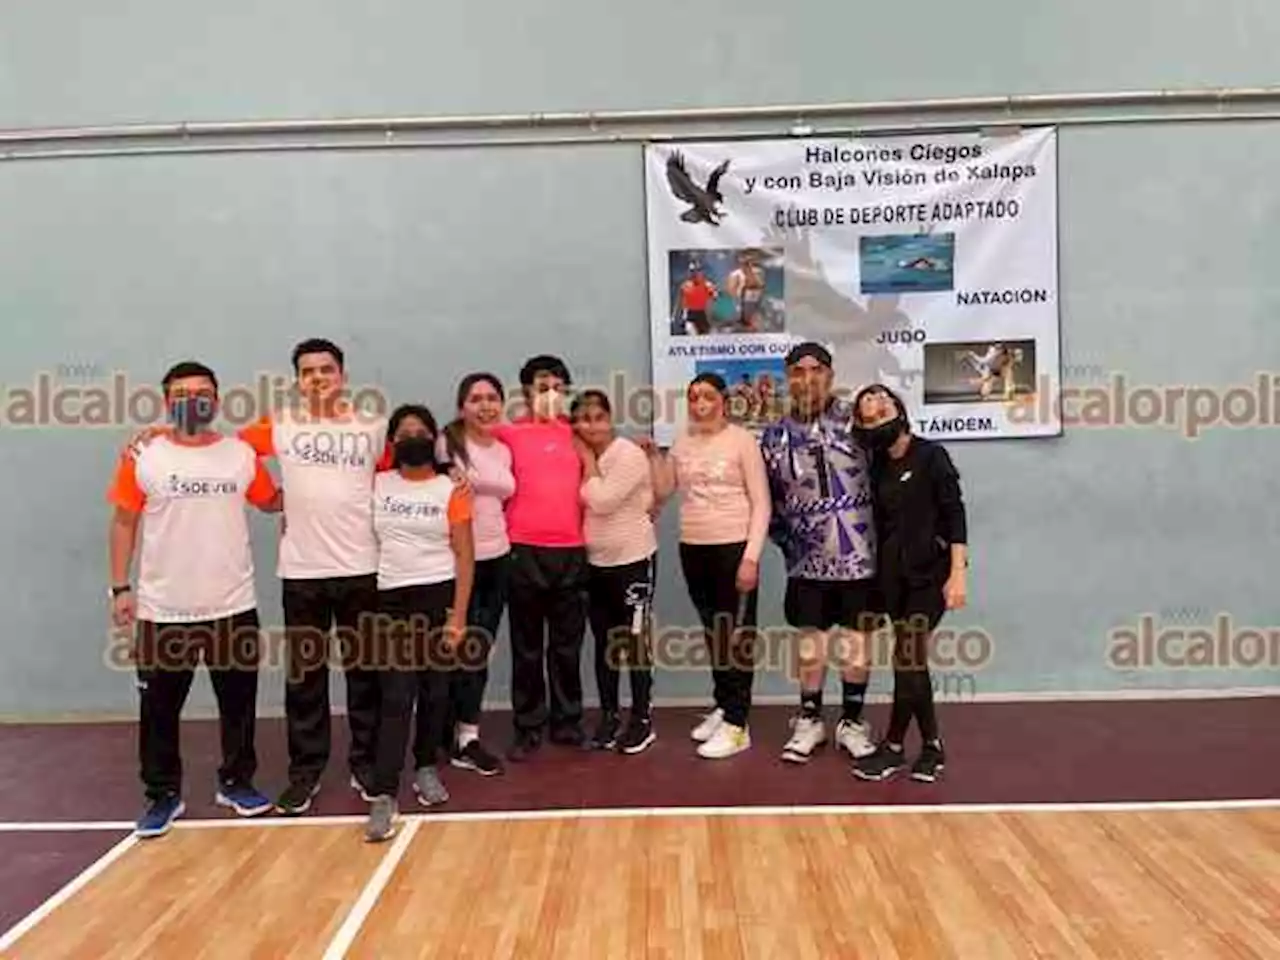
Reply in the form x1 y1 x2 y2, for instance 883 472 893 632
2 86 1280 161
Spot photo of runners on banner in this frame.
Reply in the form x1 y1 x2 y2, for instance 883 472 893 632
644 127 1061 445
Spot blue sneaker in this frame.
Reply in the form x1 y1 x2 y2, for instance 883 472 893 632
136 795 185 838
215 782 273 817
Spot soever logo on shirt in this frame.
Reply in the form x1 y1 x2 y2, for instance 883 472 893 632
379 496 444 520
165 473 240 497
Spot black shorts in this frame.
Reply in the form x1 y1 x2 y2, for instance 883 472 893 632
784 578 879 633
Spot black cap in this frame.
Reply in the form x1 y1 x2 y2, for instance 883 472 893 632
784 341 833 368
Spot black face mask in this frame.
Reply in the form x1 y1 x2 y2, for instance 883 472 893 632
394 435 436 468
168 396 216 434
858 416 907 450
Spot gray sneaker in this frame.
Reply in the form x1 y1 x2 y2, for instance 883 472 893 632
365 796 398 843
414 766 449 806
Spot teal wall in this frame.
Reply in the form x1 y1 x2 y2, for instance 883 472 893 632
2 1 1278 716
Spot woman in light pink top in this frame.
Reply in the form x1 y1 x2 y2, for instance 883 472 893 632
571 390 658 756
651 372 771 760
437 372 516 777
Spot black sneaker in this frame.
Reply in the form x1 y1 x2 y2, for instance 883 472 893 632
507 729 542 762
452 739 504 776
911 741 946 783
275 780 321 815
549 723 586 748
617 714 656 755
851 743 906 782
588 712 621 750
350 769 375 802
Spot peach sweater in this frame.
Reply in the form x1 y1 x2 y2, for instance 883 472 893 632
667 423 770 562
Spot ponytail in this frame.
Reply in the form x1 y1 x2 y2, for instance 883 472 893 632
443 418 470 469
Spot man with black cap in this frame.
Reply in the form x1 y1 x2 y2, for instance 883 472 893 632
760 341 878 764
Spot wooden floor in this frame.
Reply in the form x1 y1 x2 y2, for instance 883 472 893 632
4 806 1279 959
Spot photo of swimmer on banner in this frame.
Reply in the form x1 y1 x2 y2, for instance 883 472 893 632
859 233 956 295
923 338 1036 404
694 357 787 428
669 247 786 336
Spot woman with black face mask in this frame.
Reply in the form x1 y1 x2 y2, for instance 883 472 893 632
365 404 475 842
850 384 968 784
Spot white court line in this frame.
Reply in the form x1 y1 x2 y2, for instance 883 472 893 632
321 819 421 960
1 797 1278 834
0 832 138 953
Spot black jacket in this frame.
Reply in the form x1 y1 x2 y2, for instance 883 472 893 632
868 436 967 581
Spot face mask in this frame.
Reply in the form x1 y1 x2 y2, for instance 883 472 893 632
861 415 907 450
395 435 436 468
168 396 216 434
532 389 565 419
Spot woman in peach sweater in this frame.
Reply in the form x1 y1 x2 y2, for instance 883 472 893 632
651 372 771 759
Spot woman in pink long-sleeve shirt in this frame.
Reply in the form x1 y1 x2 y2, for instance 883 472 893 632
571 390 658 757
651 371 771 760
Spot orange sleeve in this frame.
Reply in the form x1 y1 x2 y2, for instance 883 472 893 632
375 440 394 472
106 450 146 512
237 417 276 457
447 487 474 525
244 459 279 507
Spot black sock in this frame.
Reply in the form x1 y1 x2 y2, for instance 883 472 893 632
841 679 868 723
800 689 823 719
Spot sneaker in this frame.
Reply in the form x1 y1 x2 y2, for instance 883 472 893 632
549 724 587 747
588 712 621 750
365 795 398 842
350 771 375 803
215 782 273 817
617 714 656 755
275 780 321 816
507 729 542 762
136 795 185 838
414 766 450 806
834 718 876 760
697 722 750 759
781 715 826 764
911 741 946 783
690 708 724 743
852 743 907 782
452 739 504 776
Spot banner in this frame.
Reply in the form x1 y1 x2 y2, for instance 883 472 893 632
643 127 1060 445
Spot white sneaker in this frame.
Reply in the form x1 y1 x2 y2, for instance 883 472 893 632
697 722 750 759
781 715 827 763
691 708 725 743
835 718 876 759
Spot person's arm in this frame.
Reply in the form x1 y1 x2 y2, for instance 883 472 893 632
446 489 476 647
740 431 772 566
580 442 647 515
930 445 969 609
244 458 283 514
759 428 789 551
238 417 277 460
106 451 146 627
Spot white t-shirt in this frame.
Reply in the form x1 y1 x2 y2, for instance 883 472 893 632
240 411 390 580
109 435 278 623
373 471 473 590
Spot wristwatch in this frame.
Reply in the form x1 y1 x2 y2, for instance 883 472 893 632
109 584 131 598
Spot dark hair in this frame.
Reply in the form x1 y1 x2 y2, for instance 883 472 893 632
570 389 611 420
387 403 439 468
161 361 218 398
689 371 727 396
852 383 908 425
519 354 571 388
291 338 345 373
443 372 505 469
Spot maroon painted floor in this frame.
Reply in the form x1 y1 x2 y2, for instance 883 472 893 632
2 699 1277 938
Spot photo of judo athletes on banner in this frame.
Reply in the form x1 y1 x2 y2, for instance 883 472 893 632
668 248 786 336
923 339 1036 404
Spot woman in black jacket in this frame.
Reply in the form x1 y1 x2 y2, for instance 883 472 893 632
850 384 968 783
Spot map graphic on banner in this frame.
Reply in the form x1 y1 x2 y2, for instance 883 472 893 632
643 128 1061 446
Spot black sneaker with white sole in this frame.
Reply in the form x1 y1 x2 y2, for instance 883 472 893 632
617 715 656 754
589 712 621 751
451 739 504 776
911 741 946 782
851 743 907 782
275 780 321 815
350 771 375 802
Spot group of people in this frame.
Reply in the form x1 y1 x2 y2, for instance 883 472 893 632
105 336 968 843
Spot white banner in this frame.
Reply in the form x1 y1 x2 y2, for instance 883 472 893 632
644 127 1061 445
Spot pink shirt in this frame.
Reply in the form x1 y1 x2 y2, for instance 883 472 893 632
494 417 584 547
581 437 657 567
437 433 515 562
670 422 771 562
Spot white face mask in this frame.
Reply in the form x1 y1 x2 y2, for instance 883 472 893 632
533 388 565 419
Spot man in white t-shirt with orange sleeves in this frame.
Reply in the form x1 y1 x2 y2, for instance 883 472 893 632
108 361 282 838
237 338 394 815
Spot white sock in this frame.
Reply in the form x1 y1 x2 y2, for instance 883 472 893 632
457 723 480 749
